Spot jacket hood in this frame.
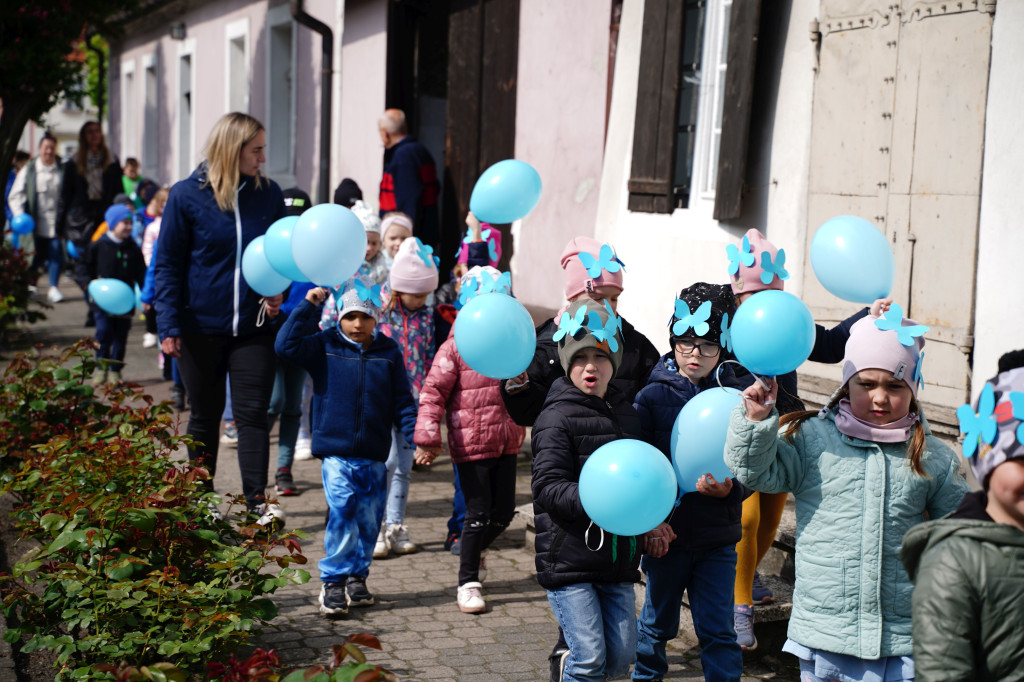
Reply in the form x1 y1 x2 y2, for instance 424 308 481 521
901 513 1024 580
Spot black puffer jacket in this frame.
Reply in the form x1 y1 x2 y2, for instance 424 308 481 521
531 377 645 589
502 315 659 427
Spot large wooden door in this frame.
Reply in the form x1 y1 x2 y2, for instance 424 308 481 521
803 0 994 422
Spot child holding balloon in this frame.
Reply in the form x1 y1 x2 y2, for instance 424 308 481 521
374 236 439 558
725 311 968 681
532 297 674 682
631 282 752 682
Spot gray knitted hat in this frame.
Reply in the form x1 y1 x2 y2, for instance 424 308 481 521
555 298 624 376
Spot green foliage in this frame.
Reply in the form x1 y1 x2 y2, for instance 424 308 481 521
64 35 108 117
0 240 47 345
0 343 310 680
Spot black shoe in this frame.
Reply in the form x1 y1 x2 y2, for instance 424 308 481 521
345 575 374 607
171 385 186 411
275 467 298 496
319 581 348 618
548 648 569 682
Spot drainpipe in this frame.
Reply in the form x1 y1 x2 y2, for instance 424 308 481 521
86 30 106 122
290 0 333 203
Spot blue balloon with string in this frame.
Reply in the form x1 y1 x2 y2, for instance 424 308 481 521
454 292 536 379
671 388 743 493
242 235 291 297
11 213 34 235
469 160 542 224
88 278 135 315
579 439 678 536
731 290 816 376
811 215 894 303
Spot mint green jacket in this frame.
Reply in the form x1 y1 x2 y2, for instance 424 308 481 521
724 406 968 659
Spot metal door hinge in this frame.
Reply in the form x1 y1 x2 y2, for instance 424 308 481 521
902 0 996 23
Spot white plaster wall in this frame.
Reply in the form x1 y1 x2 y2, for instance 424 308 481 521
973 1 1024 399
511 0 612 309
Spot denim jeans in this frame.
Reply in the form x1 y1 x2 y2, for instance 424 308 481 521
319 456 387 582
384 425 416 526
268 359 307 470
94 310 131 371
31 236 64 287
546 581 637 682
634 545 741 681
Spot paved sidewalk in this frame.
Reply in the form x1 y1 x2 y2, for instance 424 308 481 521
3 281 797 681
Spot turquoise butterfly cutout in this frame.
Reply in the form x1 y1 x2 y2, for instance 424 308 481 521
957 383 998 457
726 235 755 275
353 279 383 306
602 300 622 335
413 237 436 269
671 300 711 337
720 312 733 353
1010 392 1024 446
587 311 620 353
874 303 930 346
578 244 623 278
457 227 499 262
457 277 479 307
912 351 925 388
760 249 790 285
553 306 587 342
479 271 512 295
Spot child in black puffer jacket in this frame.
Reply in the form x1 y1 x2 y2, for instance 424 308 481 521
531 298 674 682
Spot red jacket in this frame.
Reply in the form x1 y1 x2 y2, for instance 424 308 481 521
414 336 525 463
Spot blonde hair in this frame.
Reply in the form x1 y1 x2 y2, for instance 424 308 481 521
75 121 112 176
202 112 265 212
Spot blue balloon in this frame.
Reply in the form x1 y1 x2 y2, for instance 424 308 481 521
579 439 678 536
11 213 34 235
88 278 135 315
731 290 816 376
66 241 79 259
453 292 537 379
134 283 143 311
242 235 291 297
811 216 894 303
264 216 310 282
671 388 743 493
469 159 543 224
291 204 366 287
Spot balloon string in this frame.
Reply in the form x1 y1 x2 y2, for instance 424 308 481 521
716 359 775 405
256 298 268 328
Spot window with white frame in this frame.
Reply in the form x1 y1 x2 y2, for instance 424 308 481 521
226 18 250 113
177 40 196 182
266 6 295 183
121 60 137 160
142 54 158 180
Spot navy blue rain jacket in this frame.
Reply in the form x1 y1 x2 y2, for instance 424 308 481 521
275 299 417 462
153 164 284 339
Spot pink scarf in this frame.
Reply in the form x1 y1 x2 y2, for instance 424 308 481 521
831 398 918 443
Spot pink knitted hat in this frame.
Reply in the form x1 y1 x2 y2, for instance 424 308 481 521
841 306 928 396
560 236 624 300
389 237 439 294
729 229 787 295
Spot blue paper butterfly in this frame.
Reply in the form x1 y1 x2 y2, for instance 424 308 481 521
587 311 620 353
957 383 998 457
578 244 623 278
602 300 622 334
671 300 712 337
720 312 733 353
726 235 755 275
553 306 587 342
912 351 925 389
458 277 479 307
874 303 930 346
760 249 790 285
480 271 512 295
353 279 383 306
488 239 499 263
462 227 491 244
413 237 436 269
1010 392 1024 446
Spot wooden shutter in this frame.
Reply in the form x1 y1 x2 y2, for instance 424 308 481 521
627 0 684 213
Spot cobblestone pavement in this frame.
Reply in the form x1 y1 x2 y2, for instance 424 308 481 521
2 281 798 681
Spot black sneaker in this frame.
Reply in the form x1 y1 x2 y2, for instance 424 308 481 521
345 575 374 607
276 467 299 496
319 582 348 617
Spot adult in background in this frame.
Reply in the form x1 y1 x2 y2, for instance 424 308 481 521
378 109 439 247
154 112 286 526
7 133 64 303
57 121 122 249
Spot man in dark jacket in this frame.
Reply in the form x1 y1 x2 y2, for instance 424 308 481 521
378 109 439 247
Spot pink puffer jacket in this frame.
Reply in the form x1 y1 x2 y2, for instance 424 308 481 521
414 336 525 463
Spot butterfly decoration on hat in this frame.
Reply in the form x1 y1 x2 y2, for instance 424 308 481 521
587 310 621 353
553 306 588 342
353 279 383 306
760 249 790 285
726 235 756 275
720 312 733 353
671 299 711 337
414 237 440 269
578 244 624 278
874 303 929 346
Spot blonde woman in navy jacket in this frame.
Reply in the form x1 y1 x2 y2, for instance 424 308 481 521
154 112 285 524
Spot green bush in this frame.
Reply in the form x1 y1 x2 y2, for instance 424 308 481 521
0 240 47 344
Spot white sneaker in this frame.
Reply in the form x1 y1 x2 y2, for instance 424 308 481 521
294 438 314 461
373 523 389 558
47 286 64 303
251 502 286 531
142 332 158 348
386 523 418 554
457 582 486 614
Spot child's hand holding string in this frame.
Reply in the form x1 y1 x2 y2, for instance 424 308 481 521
742 377 777 422
696 473 733 498
305 287 330 306
642 522 677 558
870 297 893 318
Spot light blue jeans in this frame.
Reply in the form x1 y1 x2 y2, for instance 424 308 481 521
268 360 307 470
384 426 416 526
546 581 637 682
319 456 387 582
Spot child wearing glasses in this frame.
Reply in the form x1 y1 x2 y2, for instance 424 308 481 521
631 282 755 681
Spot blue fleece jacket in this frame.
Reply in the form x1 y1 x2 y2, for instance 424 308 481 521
275 299 417 461
153 164 284 339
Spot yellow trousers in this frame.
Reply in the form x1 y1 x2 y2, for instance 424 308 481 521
733 491 787 605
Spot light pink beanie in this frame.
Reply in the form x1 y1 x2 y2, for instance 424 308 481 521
560 236 624 300
730 228 785 295
841 312 927 396
389 237 439 294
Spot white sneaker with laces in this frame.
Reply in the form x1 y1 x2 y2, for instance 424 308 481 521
142 332 158 348
457 582 486 614
47 286 64 303
373 523 389 559
386 523 418 554
252 502 286 530
294 438 314 461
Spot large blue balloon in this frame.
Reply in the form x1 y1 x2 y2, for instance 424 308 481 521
291 204 366 287
242 235 291 297
469 159 543 224
11 213 34 235
453 292 537 379
579 439 678 536
671 388 743 493
264 216 309 282
811 216 894 303
731 290 816 376
88 278 135 315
